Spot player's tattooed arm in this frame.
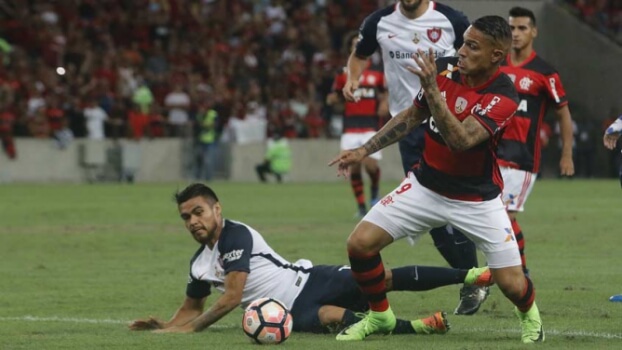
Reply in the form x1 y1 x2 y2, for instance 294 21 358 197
362 104 427 155
425 90 489 151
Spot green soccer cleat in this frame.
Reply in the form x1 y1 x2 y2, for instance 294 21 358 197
515 303 545 343
464 266 494 286
411 311 450 335
336 307 396 341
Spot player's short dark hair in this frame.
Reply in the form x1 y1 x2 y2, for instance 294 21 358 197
509 6 537 26
471 15 512 52
175 183 219 206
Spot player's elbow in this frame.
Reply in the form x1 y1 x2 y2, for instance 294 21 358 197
445 137 471 152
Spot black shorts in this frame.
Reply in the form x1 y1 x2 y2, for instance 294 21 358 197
398 125 426 175
290 265 368 333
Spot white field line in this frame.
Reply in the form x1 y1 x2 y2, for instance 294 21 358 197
0 316 236 329
0 316 621 339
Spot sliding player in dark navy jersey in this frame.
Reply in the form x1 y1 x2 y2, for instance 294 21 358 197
129 183 493 335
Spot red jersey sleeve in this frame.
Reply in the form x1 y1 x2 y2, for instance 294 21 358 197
543 72 568 107
332 72 347 92
470 94 518 136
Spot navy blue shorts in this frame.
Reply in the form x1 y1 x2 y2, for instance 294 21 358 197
398 125 426 175
290 265 368 333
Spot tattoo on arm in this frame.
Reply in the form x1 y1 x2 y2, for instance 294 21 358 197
363 106 425 154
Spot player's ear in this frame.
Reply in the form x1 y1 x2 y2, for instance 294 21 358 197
213 202 222 218
532 26 538 39
491 48 505 65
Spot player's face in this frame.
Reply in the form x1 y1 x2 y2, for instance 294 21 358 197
179 196 222 245
508 16 537 51
400 0 424 12
457 26 504 77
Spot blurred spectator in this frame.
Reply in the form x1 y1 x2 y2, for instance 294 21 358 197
567 0 622 42
602 107 622 177
0 107 16 159
164 83 191 136
255 131 292 183
83 98 108 140
46 95 73 149
195 101 219 181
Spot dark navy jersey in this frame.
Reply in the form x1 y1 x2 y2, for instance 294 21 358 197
186 219 312 309
414 57 519 201
498 52 568 173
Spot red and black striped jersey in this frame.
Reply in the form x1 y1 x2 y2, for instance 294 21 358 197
332 68 385 133
498 51 568 173
414 57 519 201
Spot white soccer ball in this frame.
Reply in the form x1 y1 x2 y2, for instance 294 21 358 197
242 297 293 344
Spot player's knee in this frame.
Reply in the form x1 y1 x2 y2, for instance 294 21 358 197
492 267 526 299
346 224 391 255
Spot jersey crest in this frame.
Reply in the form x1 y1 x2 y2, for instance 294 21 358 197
427 27 442 43
454 96 468 114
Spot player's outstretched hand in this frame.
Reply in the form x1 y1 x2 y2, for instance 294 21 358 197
328 148 367 177
406 48 438 91
343 79 360 102
559 155 575 176
604 132 621 150
129 317 165 331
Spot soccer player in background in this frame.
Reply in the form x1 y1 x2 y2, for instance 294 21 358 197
498 7 575 275
330 16 544 343
603 113 622 188
327 32 388 218
129 183 493 334
603 115 622 302
343 0 487 315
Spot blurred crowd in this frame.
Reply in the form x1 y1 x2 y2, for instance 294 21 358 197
0 0 390 159
564 0 622 42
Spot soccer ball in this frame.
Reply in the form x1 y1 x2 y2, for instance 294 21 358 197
242 297 293 344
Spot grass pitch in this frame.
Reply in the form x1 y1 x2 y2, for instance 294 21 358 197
0 180 621 349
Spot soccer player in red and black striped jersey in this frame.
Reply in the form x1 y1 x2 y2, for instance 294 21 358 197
327 32 387 218
330 16 544 344
498 7 575 275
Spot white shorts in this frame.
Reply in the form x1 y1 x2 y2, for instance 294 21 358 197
340 132 382 160
364 173 521 269
500 167 537 212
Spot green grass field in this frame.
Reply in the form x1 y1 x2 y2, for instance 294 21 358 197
0 180 621 349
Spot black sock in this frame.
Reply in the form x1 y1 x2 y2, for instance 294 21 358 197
429 226 478 269
342 309 363 328
391 265 467 291
393 319 416 334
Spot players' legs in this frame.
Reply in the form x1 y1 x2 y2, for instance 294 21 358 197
362 157 380 207
342 133 368 216
501 167 538 276
318 305 449 335
386 265 491 292
361 131 382 208
349 163 367 216
255 161 271 183
448 196 544 343
337 174 446 341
